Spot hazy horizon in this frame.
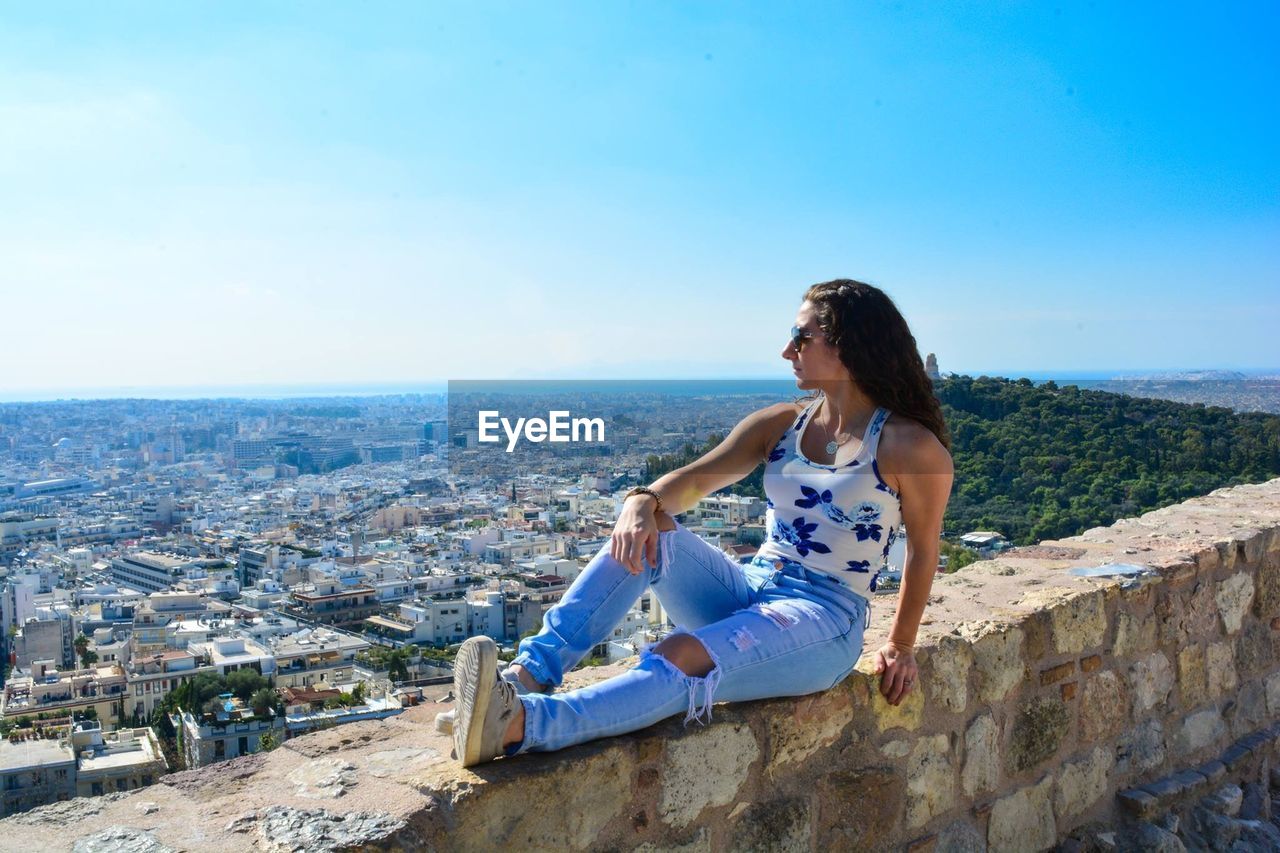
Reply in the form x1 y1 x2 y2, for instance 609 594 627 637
4 368 1279 404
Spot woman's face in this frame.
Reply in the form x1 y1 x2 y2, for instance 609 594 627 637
782 300 853 387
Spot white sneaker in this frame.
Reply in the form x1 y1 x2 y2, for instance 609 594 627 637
436 667 549 735
453 637 522 767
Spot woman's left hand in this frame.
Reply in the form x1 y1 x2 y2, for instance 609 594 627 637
873 643 918 706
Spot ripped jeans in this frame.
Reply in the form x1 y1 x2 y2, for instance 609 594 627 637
509 519 868 754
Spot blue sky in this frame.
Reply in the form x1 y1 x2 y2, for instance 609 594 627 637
2 3 1277 396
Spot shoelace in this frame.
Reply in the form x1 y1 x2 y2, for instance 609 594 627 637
493 673 519 720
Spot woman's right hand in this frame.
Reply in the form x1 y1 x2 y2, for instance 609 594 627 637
611 495 659 575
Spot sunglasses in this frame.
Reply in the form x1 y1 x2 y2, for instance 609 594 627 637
790 326 819 352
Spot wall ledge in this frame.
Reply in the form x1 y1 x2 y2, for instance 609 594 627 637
5 478 1280 852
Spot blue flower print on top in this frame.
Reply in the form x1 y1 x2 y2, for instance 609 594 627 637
771 515 831 557
869 569 883 592
795 487 884 542
767 442 786 462
794 486 832 510
881 526 899 559
844 559 871 573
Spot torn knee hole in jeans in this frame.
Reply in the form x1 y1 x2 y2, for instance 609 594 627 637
750 601 825 629
729 626 758 652
643 628 723 726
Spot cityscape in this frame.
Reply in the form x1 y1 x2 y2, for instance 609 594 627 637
0 385 927 816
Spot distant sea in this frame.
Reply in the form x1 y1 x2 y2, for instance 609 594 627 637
3 370 1277 403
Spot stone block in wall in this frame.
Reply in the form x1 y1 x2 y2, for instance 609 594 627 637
988 774 1055 853
1116 719 1167 777
727 798 811 853
935 820 985 853
447 747 637 849
1267 671 1280 717
1129 652 1174 712
635 828 711 853
1049 590 1107 655
1114 610 1157 658
1176 645 1207 707
961 713 1000 797
815 766 904 851
1155 583 1206 648
1205 641 1238 698
766 687 853 774
1225 681 1268 740
1255 540 1280 615
1079 671 1130 742
1215 573 1254 635
959 623 1025 704
1234 620 1278 680
1053 745 1114 821
921 634 973 713
659 723 760 830
1007 694 1070 774
905 733 957 830
1170 709 1227 759
860 662 925 732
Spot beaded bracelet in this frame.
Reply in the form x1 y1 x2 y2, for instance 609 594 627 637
624 486 664 514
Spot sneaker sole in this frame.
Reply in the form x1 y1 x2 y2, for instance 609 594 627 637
454 637 497 766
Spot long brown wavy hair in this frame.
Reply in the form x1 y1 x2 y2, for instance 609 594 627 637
803 279 950 450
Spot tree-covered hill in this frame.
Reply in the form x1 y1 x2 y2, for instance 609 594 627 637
644 377 1280 546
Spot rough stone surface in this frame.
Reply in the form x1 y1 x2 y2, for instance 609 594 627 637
816 766 904 851
72 827 175 853
1267 670 1280 717
1205 641 1238 698
1170 709 1227 758
1130 652 1175 712
1008 695 1069 774
1054 746 1114 820
1226 681 1268 739
255 807 407 853
1215 572 1254 634
660 723 759 829
1114 611 1157 658
449 746 638 849
767 689 852 772
934 819 985 853
961 624 1025 705
988 774 1055 853
1126 821 1187 853
286 758 356 799
634 828 711 853
1116 719 1167 777
1050 590 1108 654
1176 645 1207 707
923 634 973 713
1079 671 1129 742
905 733 956 829
727 798 811 852
961 713 999 797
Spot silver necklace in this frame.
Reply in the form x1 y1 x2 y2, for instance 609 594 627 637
820 399 855 456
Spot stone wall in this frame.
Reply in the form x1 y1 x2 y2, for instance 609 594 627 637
6 479 1280 852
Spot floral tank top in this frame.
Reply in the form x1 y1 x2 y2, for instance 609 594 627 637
752 397 903 600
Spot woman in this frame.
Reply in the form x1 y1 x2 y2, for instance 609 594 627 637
451 279 953 767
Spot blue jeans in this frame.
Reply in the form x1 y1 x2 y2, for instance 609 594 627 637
509 519 869 753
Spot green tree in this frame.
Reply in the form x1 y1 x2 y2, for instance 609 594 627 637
250 687 277 717
225 668 268 700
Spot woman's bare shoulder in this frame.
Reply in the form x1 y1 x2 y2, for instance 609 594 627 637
879 414 952 474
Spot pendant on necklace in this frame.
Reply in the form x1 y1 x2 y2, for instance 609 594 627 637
825 440 839 455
